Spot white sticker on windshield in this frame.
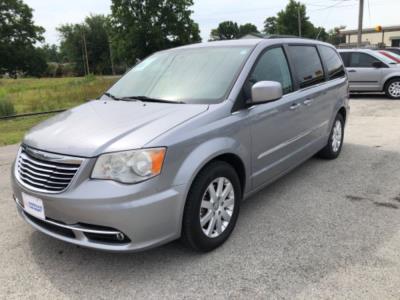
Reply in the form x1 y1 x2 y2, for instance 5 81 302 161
134 57 157 71
240 49 249 55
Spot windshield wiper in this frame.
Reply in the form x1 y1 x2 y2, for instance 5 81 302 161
120 96 185 104
104 92 121 100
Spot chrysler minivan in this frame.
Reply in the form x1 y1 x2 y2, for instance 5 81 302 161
12 38 349 252
338 48 400 98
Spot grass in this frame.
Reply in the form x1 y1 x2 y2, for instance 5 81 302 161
0 76 119 146
0 75 118 113
0 115 49 146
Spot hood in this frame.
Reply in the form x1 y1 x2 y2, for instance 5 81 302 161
24 100 208 157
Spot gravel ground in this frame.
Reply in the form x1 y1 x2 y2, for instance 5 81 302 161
1 96 400 299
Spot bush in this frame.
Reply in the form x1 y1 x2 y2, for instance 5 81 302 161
0 98 16 117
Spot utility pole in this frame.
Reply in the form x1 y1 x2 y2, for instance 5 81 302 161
357 0 364 47
108 38 116 76
82 31 90 75
81 41 87 76
297 5 302 37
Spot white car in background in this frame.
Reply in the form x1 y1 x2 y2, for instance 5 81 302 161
338 49 400 99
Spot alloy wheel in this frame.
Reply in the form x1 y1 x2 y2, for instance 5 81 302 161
199 177 235 238
332 120 342 153
388 81 400 98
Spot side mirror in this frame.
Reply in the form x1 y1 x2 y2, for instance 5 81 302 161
251 81 283 104
372 61 386 68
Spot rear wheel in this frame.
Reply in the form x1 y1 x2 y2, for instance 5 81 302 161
385 79 400 99
181 161 241 252
317 113 344 159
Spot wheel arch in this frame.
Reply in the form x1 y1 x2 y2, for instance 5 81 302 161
383 76 400 91
173 138 249 198
202 153 246 197
337 106 347 124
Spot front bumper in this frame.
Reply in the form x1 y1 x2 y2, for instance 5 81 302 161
12 171 187 252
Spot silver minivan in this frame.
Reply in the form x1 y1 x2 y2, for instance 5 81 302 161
338 49 400 98
12 38 349 252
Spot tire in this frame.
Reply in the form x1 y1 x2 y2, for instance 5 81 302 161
317 113 345 159
181 161 241 252
385 78 400 99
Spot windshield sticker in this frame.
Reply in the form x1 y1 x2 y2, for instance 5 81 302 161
134 57 158 71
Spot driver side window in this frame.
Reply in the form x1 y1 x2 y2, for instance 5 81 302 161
349 52 380 68
244 47 293 99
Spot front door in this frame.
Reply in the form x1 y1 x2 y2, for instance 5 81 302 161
247 46 309 189
346 52 383 91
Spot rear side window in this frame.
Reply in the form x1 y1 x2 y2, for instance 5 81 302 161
348 52 380 68
339 52 350 67
288 45 325 88
319 46 345 80
248 47 293 94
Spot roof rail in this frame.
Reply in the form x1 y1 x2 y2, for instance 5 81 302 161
240 33 317 40
265 34 300 39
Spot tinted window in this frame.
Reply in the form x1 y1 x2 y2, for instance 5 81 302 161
248 47 293 95
288 46 325 88
348 52 379 68
319 46 345 80
339 52 350 67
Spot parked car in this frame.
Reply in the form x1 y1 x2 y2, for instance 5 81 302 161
385 47 400 56
377 50 400 63
338 49 400 98
12 38 349 252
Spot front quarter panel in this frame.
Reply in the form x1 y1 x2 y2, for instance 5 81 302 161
146 104 252 193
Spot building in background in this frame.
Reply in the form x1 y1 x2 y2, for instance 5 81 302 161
340 25 400 48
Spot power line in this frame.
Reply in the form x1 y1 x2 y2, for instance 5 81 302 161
367 0 372 26
310 0 357 12
315 0 349 39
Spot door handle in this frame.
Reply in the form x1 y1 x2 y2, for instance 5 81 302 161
303 99 314 106
348 69 356 73
289 103 301 110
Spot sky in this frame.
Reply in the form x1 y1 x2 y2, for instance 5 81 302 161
24 0 400 45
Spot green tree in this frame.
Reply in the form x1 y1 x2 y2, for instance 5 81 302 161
326 26 346 45
39 44 61 63
0 0 45 77
110 0 201 65
25 47 48 77
273 0 327 40
210 21 261 40
58 15 112 75
239 23 259 37
263 17 277 35
210 21 240 40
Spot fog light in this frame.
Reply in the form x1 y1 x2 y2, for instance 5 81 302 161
116 233 125 241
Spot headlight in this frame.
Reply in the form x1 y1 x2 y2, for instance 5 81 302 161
91 148 166 183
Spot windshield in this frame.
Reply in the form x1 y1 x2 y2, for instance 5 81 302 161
107 46 253 104
380 50 400 62
373 51 398 64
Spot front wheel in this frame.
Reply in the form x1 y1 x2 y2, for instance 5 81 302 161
181 161 241 252
385 79 400 99
317 113 345 159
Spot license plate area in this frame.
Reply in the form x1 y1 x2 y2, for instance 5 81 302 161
22 193 45 220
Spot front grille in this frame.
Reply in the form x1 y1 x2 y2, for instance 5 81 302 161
16 146 82 193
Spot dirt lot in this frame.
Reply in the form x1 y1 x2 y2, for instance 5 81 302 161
1 96 400 299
